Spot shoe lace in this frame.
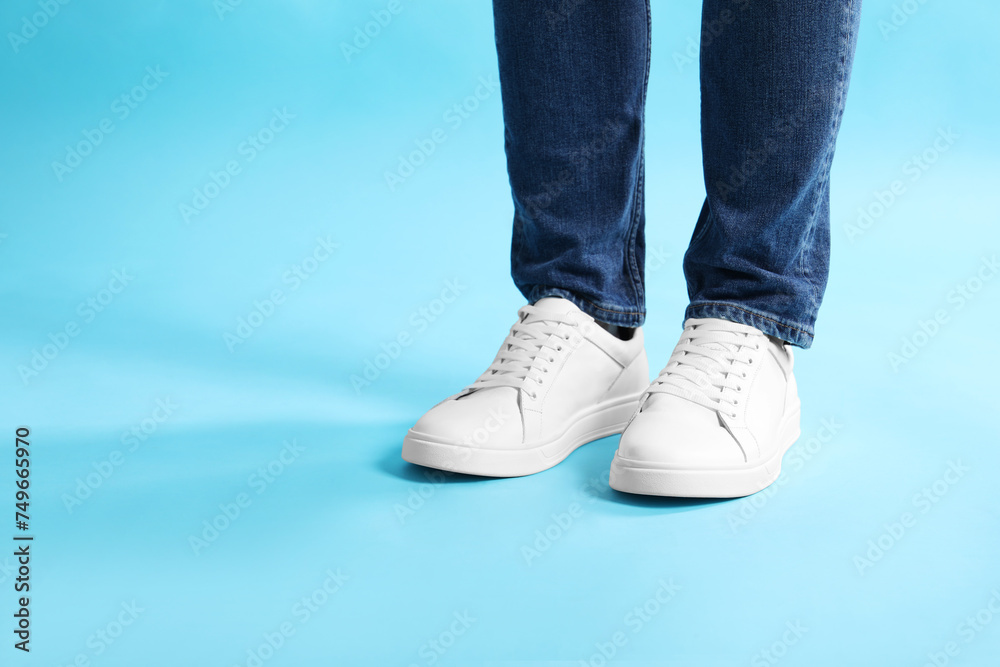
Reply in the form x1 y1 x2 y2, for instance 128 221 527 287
647 320 765 419
468 305 582 400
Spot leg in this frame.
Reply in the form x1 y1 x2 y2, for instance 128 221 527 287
493 0 651 328
403 2 653 475
685 0 863 347
611 0 863 497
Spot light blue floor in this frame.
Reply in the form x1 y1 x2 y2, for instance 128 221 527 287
2 1 999 665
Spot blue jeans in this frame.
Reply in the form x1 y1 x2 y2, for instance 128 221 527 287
493 0 862 347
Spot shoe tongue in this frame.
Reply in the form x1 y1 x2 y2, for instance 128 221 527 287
520 298 586 330
529 297 582 318
699 340 734 354
643 391 720 420
510 297 585 349
686 318 750 355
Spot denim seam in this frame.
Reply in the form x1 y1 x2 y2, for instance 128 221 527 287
536 286 644 317
624 0 652 310
689 200 711 249
626 149 644 304
687 301 814 338
511 190 530 292
798 0 855 318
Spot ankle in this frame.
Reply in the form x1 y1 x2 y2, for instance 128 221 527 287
595 319 636 341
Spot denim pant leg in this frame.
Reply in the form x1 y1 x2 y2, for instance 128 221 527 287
685 0 863 347
493 0 651 328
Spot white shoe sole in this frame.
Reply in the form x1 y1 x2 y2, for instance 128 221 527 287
402 393 643 478
608 408 801 498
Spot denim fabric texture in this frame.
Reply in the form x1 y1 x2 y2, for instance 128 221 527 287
494 0 862 347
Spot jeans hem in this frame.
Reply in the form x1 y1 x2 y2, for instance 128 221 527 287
528 286 645 328
684 301 814 349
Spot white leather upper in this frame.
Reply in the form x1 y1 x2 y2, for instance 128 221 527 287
411 298 648 449
618 318 800 469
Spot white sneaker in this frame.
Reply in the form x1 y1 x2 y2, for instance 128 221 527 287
610 317 801 498
402 297 648 477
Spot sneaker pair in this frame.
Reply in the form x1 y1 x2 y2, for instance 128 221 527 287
402 298 801 497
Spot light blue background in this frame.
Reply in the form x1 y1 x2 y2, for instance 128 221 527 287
1 0 998 665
